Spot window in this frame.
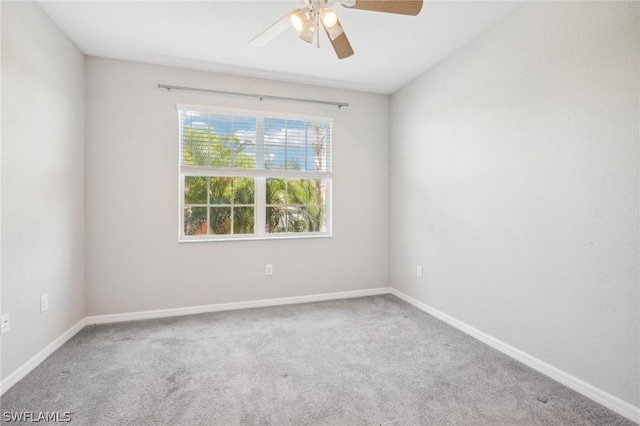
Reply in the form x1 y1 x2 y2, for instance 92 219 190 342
179 105 332 241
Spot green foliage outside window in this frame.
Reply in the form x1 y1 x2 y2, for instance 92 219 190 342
266 178 325 233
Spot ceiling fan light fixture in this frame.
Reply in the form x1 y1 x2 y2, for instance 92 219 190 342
250 0 423 60
321 8 338 28
299 19 317 43
290 8 308 32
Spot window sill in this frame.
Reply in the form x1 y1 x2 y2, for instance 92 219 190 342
178 233 332 243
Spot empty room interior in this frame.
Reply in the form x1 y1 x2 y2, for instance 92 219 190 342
1 0 639 424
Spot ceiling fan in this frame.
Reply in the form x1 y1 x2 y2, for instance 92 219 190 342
249 0 423 60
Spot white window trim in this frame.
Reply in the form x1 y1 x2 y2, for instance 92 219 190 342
177 105 333 243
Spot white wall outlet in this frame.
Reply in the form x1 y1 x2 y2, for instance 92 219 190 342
417 266 423 278
265 264 273 276
41 294 49 313
1 314 10 335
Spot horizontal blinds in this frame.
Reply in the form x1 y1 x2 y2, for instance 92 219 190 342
264 118 331 173
180 109 332 173
180 111 257 169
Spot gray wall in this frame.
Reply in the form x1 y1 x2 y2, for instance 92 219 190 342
1 2 86 380
390 1 639 406
85 57 390 316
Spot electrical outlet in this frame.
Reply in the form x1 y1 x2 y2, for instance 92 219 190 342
265 264 273 276
41 294 49 313
417 266 423 278
1 314 10 335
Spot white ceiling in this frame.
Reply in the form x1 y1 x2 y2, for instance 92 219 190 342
38 1 522 94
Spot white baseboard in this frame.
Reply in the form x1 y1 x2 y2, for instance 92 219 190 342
389 288 640 424
85 287 392 325
1 318 87 395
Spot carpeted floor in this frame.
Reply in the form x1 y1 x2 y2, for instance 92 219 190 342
0 295 634 425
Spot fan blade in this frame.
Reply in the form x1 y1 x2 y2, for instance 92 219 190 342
343 0 423 16
322 18 354 59
249 10 297 47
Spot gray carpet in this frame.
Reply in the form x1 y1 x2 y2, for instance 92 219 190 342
0 295 634 425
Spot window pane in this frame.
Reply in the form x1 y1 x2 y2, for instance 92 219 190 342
307 123 329 172
266 206 287 233
264 118 286 170
181 113 257 170
234 207 255 234
209 177 232 205
232 178 255 205
184 207 207 236
266 178 286 205
182 116 212 167
210 207 231 234
308 205 326 232
287 206 309 232
264 119 311 172
211 139 232 168
286 179 308 205
208 115 257 169
231 116 257 169
308 179 326 206
285 120 306 171
184 176 208 204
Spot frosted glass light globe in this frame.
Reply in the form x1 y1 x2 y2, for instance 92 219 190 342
322 10 338 28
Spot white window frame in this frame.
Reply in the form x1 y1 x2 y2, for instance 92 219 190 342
178 104 333 242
